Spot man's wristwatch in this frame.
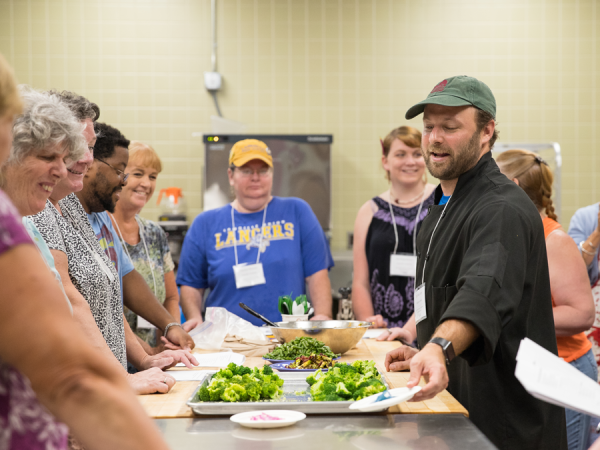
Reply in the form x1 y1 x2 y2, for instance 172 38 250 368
428 337 455 365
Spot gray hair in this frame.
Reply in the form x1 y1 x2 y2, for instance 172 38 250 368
46 89 100 121
7 86 87 165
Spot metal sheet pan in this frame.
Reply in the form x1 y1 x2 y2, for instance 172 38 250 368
186 371 390 415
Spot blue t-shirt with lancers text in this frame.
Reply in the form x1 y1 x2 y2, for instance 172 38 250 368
177 197 334 326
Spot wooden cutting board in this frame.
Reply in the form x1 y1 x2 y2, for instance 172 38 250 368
137 338 468 418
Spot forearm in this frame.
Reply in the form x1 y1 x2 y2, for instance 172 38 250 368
163 296 180 323
180 285 203 321
351 281 375 320
306 269 333 318
430 319 480 356
403 314 417 342
581 230 600 267
2 247 169 450
123 270 176 331
124 318 151 369
553 305 594 336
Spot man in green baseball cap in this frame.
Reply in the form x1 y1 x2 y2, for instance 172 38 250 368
385 76 567 450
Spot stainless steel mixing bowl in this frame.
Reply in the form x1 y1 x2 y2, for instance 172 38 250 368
271 320 372 354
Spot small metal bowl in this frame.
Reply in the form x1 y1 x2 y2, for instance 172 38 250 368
271 320 372 354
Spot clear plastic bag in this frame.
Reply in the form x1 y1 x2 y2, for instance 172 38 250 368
189 307 267 350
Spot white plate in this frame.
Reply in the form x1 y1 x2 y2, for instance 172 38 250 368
349 386 422 412
230 410 306 429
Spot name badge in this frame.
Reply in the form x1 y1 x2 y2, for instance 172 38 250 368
414 283 427 324
93 252 115 283
233 263 266 289
389 253 417 277
137 315 156 330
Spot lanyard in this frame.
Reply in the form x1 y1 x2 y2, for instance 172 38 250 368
388 189 426 256
420 196 451 285
231 203 268 266
111 213 157 296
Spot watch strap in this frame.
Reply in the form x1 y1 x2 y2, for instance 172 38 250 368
428 337 455 364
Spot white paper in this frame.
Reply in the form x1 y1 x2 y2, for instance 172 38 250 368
137 315 156 329
414 283 427 324
233 263 266 289
515 338 600 418
168 370 211 381
174 351 246 368
389 253 417 278
362 329 389 339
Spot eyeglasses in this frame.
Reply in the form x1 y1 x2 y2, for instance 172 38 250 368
236 167 272 178
96 158 129 182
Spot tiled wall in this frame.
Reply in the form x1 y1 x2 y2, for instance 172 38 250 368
1 0 598 249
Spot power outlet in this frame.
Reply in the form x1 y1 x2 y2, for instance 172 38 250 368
204 71 222 91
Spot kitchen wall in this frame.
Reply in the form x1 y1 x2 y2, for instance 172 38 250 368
0 0 598 250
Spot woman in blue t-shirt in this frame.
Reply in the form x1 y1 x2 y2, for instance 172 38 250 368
177 139 334 328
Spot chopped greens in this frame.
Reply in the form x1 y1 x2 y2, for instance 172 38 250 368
194 363 284 403
264 337 340 360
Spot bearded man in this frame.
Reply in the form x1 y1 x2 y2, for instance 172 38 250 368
385 76 567 450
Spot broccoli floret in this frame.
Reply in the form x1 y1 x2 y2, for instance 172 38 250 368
214 368 233 379
198 385 211 402
236 366 253 376
261 382 282 399
208 384 225 402
262 364 274 376
231 375 243 383
223 384 247 402
353 379 386 400
306 369 322 386
274 375 284 387
245 382 262 401
336 382 352 399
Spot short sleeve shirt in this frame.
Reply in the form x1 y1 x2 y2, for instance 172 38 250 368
87 211 135 302
31 195 127 369
177 197 334 326
0 190 69 450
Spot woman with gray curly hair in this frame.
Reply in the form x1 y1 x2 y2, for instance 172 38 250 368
2 86 86 212
0 87 86 294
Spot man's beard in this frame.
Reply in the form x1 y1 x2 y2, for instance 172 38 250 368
424 130 482 180
86 175 119 213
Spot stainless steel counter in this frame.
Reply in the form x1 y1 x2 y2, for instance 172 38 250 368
155 414 498 450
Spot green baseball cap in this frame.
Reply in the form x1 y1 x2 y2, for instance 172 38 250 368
405 75 496 120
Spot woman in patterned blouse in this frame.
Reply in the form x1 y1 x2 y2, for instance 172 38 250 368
110 141 181 349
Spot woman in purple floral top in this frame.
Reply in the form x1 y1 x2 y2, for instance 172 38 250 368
0 54 169 450
353 126 436 340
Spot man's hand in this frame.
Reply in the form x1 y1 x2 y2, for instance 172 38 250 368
164 325 195 350
140 349 199 370
365 314 387 328
182 318 202 332
377 327 414 343
404 343 449 402
127 368 175 395
385 345 419 372
310 314 331 321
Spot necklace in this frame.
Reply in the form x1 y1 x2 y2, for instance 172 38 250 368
391 186 427 205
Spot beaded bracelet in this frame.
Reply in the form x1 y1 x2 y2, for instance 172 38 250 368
163 322 182 337
580 241 596 256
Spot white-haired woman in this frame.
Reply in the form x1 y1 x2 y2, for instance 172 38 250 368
0 56 169 450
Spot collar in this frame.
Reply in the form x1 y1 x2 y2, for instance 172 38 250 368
434 151 493 205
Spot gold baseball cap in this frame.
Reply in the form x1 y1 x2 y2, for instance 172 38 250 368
229 139 273 167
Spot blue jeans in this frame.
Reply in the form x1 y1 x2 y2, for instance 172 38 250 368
566 348 598 450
